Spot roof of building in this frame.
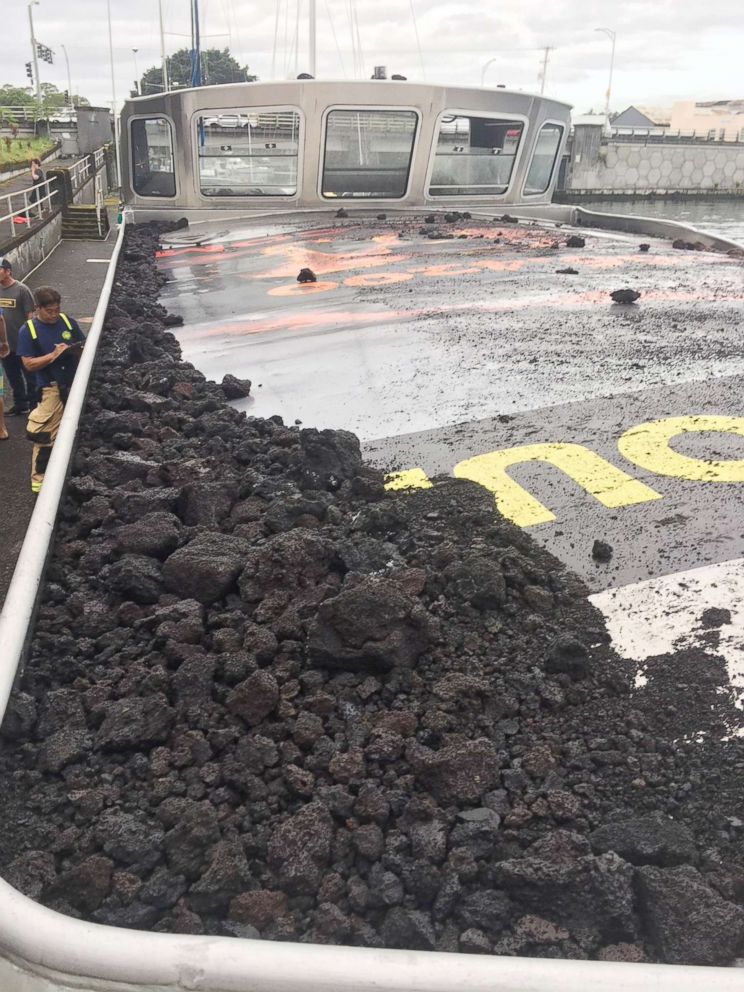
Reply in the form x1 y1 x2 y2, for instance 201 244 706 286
611 105 659 127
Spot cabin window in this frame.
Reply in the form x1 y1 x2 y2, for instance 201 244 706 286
322 109 418 199
131 118 176 197
197 110 301 197
428 115 523 196
523 123 564 195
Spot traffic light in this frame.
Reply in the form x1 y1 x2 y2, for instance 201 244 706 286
25 62 33 80
36 43 54 64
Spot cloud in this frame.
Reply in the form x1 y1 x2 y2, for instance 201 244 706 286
4 0 742 112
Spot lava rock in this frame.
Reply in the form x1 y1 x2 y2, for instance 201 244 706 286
556 267 579 275
267 802 334 894
591 539 613 562
639 243 650 252
297 268 318 284
414 739 501 803
610 289 641 304
220 374 252 399
589 814 696 867
565 235 585 247
96 694 175 751
636 866 744 964
307 575 429 673
163 533 249 605
544 634 590 678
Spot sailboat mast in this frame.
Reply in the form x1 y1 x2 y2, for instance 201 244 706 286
309 0 317 76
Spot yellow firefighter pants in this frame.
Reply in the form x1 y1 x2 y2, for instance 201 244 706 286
26 384 64 493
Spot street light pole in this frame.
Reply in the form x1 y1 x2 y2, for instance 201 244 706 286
480 57 499 87
107 0 121 190
60 43 73 108
28 1 42 110
595 27 616 131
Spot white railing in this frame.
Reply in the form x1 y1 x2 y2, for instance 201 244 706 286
69 155 91 191
94 148 106 171
0 176 57 240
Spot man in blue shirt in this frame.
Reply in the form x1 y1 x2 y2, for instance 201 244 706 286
17 286 84 493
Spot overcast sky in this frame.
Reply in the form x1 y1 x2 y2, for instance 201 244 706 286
5 0 743 113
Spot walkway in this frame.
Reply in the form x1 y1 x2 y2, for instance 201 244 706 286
0 232 116 606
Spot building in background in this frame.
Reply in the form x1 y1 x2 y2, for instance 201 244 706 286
669 100 744 141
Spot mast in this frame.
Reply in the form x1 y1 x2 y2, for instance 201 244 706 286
309 0 316 76
190 0 201 87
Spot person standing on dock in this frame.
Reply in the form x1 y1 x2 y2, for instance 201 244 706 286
17 287 84 494
0 259 35 416
0 308 9 440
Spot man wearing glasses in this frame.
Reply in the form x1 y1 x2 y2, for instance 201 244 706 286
17 286 85 494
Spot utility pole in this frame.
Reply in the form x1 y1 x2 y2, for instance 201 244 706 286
595 28 617 132
107 0 121 190
539 46 554 95
158 0 170 92
28 1 42 110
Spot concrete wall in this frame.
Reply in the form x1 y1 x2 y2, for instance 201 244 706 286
76 108 113 156
3 213 62 279
566 124 744 192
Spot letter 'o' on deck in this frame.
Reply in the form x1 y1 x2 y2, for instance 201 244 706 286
453 443 662 527
618 416 744 482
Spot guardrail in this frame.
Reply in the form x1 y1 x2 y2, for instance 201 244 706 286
94 148 106 171
608 130 744 146
69 156 91 191
0 176 57 239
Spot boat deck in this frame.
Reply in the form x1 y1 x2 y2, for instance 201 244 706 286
159 214 743 571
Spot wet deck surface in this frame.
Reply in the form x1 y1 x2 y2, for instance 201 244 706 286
158 212 744 593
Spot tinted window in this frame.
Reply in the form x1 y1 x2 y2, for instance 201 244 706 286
131 118 175 197
322 110 418 199
197 110 300 197
524 123 564 195
429 115 523 196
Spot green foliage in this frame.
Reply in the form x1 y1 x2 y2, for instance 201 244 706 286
0 136 54 166
139 48 257 95
0 85 35 107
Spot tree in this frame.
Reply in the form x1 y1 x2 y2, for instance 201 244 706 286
139 48 257 95
0 84 35 107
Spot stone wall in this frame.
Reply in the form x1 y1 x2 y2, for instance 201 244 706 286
566 124 744 192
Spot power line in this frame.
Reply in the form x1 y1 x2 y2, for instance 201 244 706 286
408 0 425 80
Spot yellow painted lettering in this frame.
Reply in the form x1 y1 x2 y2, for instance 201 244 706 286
453 442 662 527
385 468 433 491
618 416 744 481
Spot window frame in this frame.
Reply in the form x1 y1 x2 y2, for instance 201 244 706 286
424 108 529 201
522 119 566 197
318 104 422 201
191 104 305 202
129 114 178 200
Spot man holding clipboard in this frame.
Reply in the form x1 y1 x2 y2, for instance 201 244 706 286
17 287 85 494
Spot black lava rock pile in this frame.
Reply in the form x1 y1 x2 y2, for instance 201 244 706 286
2 223 744 967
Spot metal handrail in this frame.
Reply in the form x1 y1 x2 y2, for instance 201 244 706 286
0 176 57 239
94 147 106 170
69 156 91 191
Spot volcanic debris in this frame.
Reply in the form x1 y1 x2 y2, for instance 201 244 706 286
1 223 744 966
610 289 641 305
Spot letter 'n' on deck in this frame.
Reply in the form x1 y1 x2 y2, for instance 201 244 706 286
453 442 662 527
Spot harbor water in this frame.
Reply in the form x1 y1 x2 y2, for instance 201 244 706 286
575 198 744 245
